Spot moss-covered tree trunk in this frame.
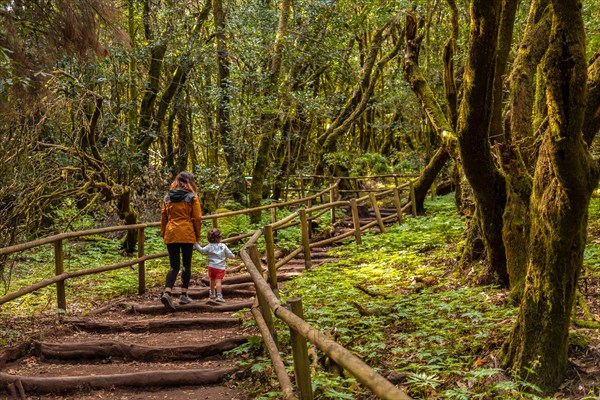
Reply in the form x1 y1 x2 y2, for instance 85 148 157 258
456 0 509 286
117 186 138 253
412 146 450 214
500 0 550 302
502 1 599 392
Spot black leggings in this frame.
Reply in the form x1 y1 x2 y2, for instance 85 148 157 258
165 243 193 289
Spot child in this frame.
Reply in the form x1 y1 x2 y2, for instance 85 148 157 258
194 228 235 303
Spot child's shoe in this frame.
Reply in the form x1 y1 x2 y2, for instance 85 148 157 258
179 294 193 305
161 292 176 311
216 293 225 303
209 290 216 299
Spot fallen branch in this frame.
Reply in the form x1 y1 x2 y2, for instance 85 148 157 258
351 301 386 316
353 284 391 299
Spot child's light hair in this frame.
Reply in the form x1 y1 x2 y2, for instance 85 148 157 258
207 228 222 243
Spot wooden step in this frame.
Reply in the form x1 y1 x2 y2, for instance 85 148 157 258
65 316 242 332
130 300 254 315
0 366 238 395
35 336 248 361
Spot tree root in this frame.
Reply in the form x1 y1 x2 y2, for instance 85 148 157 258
572 290 600 329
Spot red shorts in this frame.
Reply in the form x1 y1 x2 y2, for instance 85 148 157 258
208 267 225 280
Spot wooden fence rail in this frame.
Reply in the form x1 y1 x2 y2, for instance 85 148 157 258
0 182 342 308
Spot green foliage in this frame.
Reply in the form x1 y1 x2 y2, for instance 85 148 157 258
281 194 558 398
406 372 443 398
224 335 264 357
350 153 390 176
311 373 364 399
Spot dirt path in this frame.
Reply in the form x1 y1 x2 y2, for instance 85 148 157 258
1 246 339 400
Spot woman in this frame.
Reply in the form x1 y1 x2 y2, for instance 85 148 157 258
160 171 202 311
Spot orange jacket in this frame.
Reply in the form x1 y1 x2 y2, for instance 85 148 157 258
160 189 202 244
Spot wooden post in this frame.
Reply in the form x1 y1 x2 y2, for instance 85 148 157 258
329 187 336 224
299 177 305 199
393 187 404 224
263 225 279 295
350 199 362 245
137 228 146 295
271 207 278 239
298 209 312 270
409 180 417 216
270 207 277 224
369 193 386 233
287 298 313 400
248 245 278 346
394 175 399 188
54 240 66 312
212 218 218 229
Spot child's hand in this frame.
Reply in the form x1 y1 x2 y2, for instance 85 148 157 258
193 243 201 252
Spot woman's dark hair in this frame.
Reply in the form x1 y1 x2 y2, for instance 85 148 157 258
207 228 222 243
170 171 198 193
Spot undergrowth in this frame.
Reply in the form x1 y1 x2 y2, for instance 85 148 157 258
269 194 600 400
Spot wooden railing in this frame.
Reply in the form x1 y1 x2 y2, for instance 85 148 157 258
0 182 340 309
238 180 415 400
0 175 416 399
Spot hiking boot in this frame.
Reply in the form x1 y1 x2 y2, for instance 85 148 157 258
216 293 225 303
161 292 176 311
209 290 217 299
179 294 193 305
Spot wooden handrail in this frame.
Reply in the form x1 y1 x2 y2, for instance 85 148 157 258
239 248 412 400
0 252 168 306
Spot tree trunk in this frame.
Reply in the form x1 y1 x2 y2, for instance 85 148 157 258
412 146 450 214
508 0 551 165
583 49 600 144
500 0 550 302
456 0 509 286
489 0 519 143
176 96 190 173
502 1 599 391
497 144 532 303
214 0 245 204
249 0 291 222
117 186 138 253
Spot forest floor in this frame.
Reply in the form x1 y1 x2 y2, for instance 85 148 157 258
1 194 600 399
